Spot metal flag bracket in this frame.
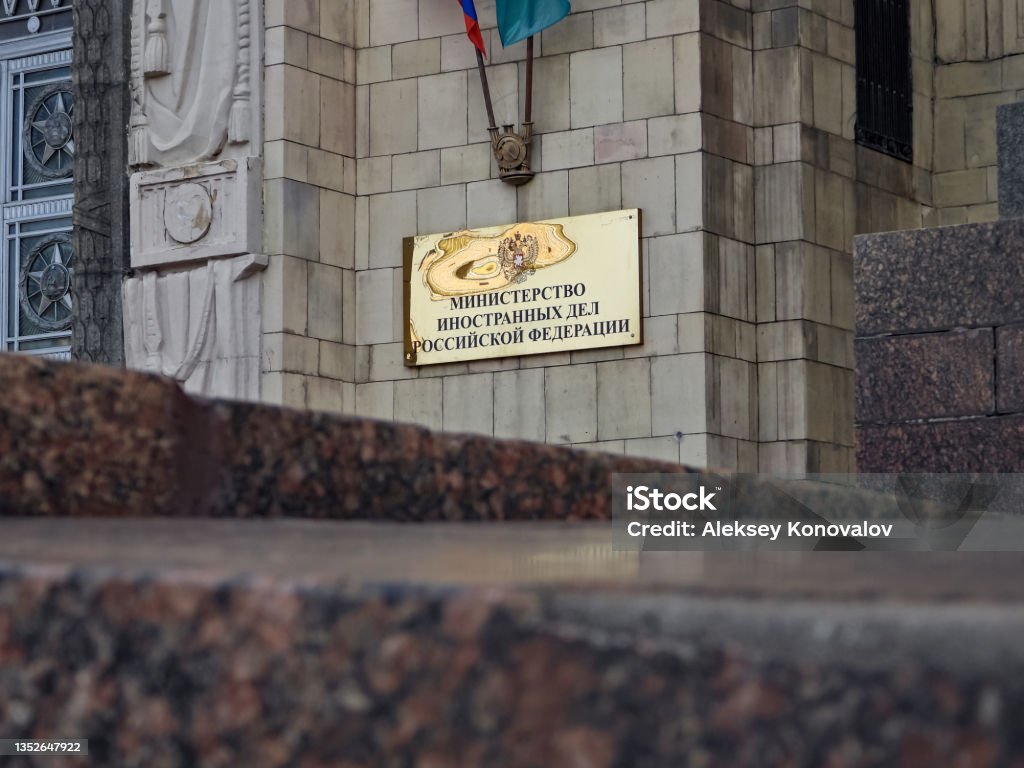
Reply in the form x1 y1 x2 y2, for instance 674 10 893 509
475 37 536 186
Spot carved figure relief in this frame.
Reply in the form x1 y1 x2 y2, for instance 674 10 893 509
125 0 264 402
122 254 264 401
130 0 256 168
125 158 264 400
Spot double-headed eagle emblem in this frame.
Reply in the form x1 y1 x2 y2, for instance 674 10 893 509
498 230 539 283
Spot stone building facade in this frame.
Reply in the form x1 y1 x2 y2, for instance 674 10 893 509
51 0 1024 472
252 0 920 473
931 0 1024 225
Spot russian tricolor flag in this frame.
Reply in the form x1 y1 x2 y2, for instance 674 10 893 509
459 0 487 56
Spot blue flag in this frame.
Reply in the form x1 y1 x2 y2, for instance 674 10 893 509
495 0 571 47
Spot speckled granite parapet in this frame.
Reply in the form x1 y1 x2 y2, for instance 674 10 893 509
2 538 1024 768
854 218 1024 336
3 355 950 523
0 354 687 520
855 330 994 423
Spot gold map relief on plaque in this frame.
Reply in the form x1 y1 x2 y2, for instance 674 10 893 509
404 208 642 367
419 222 578 300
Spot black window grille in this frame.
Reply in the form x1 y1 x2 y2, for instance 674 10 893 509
854 0 913 162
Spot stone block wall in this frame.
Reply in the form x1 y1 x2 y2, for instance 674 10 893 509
344 0 750 468
99 0 1024 471
855 218 1024 471
931 0 1024 224
748 0 934 473
262 0 358 412
255 0 950 472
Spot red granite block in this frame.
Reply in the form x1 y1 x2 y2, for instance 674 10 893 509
0 353 201 517
855 219 1024 335
855 330 994 424
0 354 682 520
857 414 1024 472
997 325 1024 414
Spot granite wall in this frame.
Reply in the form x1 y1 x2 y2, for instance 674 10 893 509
854 218 1024 471
263 0 760 469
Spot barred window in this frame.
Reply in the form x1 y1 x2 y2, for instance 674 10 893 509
854 0 913 162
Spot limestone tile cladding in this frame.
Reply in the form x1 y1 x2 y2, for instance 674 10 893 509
931 0 1024 225
260 0 936 472
263 0 357 416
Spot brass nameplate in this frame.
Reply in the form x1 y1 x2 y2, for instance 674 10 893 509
404 209 642 366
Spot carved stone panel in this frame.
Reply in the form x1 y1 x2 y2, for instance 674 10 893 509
163 183 212 244
122 253 265 401
129 156 262 269
129 0 261 169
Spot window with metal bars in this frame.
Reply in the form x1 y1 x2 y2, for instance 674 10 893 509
854 0 913 162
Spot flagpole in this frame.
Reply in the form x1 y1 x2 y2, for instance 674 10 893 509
475 49 497 132
524 36 534 125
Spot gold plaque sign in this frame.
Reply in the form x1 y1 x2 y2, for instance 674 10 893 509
404 209 642 366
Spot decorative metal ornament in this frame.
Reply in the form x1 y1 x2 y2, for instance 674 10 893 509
490 122 534 185
23 80 74 179
19 233 74 332
475 38 537 186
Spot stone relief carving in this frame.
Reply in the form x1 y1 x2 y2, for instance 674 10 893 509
130 157 261 269
129 0 259 168
123 254 265 401
126 157 264 400
125 2 264 401
164 182 212 244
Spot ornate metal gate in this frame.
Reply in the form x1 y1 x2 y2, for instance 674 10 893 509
854 0 913 162
0 0 73 361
